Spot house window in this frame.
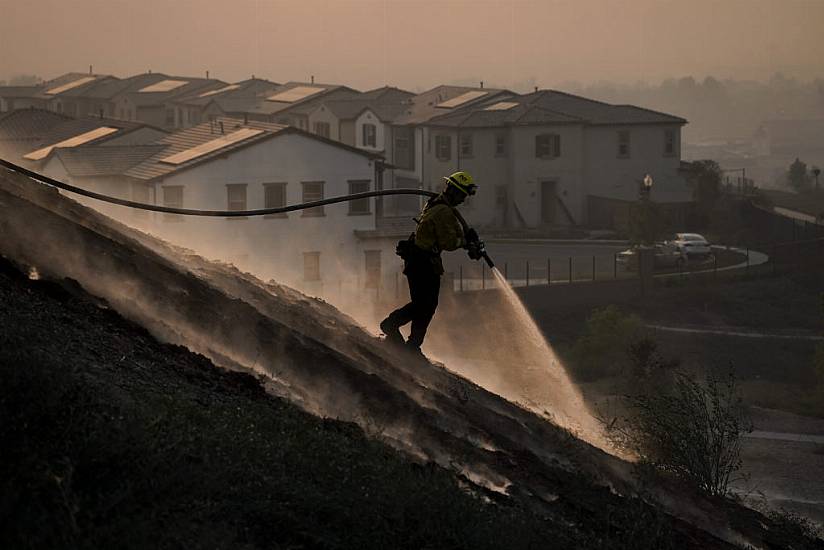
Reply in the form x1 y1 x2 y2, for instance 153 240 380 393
301 181 324 217
495 134 507 157
364 250 381 289
363 123 377 147
393 127 415 169
313 121 330 138
664 129 675 156
459 133 473 157
535 133 561 159
618 131 631 158
348 180 371 214
303 252 321 281
162 185 183 222
264 182 288 218
226 184 247 214
435 134 451 161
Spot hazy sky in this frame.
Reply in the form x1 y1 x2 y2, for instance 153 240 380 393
2 0 823 91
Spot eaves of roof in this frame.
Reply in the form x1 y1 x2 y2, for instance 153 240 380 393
126 117 383 183
54 144 169 177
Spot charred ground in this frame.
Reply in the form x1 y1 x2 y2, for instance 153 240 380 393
0 256 706 549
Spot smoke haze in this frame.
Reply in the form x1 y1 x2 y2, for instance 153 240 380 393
2 0 822 90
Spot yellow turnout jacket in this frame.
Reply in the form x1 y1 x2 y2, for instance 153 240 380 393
412 196 465 275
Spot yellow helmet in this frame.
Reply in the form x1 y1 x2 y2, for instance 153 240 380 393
443 171 477 196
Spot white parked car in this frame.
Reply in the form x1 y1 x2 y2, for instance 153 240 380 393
616 242 687 271
670 233 712 260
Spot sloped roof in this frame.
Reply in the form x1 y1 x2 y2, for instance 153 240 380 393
241 82 360 116
71 73 164 100
428 103 583 128
117 75 228 107
34 73 122 99
317 94 411 123
520 90 686 125
125 116 383 182
0 109 73 141
359 86 414 102
278 86 361 116
0 85 43 98
172 78 281 107
2 114 158 164
53 144 168 177
420 89 687 129
392 85 513 125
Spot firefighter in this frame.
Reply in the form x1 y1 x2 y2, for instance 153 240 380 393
380 171 477 355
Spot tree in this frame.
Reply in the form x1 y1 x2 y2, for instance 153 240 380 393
685 160 722 227
787 158 810 192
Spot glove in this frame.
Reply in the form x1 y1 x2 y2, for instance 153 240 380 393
464 228 479 245
467 240 484 261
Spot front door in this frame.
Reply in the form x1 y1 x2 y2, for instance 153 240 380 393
541 181 557 225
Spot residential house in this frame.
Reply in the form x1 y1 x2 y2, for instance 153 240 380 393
0 109 167 166
76 73 227 129
0 72 120 115
41 117 389 298
210 81 361 131
396 88 689 231
0 86 46 112
382 85 514 218
171 78 281 129
306 86 413 148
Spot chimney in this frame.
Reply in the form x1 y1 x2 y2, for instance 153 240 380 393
206 70 210 79
480 81 483 89
534 86 538 92
311 75 315 84
89 65 93 75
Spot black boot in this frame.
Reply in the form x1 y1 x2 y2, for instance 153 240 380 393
380 317 404 345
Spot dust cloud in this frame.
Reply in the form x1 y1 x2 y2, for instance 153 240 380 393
5 169 611 453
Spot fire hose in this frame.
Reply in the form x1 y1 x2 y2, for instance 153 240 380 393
0 156 494 266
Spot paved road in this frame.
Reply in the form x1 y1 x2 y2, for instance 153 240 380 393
646 324 824 341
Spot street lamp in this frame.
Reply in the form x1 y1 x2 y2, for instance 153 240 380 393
639 173 653 201
643 174 653 197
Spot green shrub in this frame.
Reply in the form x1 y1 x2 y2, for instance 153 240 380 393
572 306 644 380
626 336 679 380
603 365 752 497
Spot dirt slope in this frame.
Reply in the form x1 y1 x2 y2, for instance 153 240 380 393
0 167 812 548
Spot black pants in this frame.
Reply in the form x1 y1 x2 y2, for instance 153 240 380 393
385 265 441 347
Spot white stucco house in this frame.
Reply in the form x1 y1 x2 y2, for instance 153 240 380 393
37 117 394 300
386 87 691 232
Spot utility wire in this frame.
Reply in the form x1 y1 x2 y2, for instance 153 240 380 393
0 157 437 217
